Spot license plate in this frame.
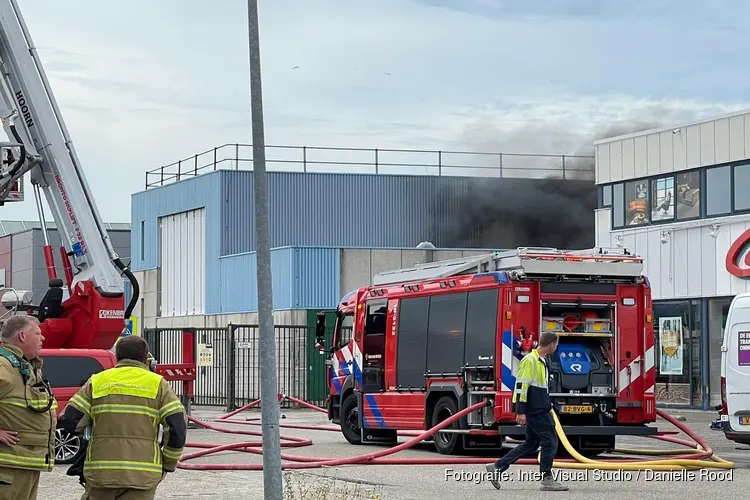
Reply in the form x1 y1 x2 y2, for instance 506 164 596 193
560 405 593 414
739 416 750 425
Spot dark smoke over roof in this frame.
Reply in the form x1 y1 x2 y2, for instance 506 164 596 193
431 121 661 250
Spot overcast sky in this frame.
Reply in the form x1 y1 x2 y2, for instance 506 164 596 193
2 0 748 223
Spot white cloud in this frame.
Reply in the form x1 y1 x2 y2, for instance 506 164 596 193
0 0 745 223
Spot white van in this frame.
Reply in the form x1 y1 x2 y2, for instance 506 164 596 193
720 292 750 445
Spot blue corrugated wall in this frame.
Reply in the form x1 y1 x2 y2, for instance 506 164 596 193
217 246 340 313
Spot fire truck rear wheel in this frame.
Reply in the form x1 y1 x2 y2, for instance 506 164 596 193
340 393 362 445
432 396 463 455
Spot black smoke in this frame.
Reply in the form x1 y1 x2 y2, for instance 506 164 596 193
433 121 661 250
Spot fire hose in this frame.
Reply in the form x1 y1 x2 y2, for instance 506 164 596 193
176 395 734 471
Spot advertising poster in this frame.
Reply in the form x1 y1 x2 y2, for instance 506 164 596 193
625 180 649 226
739 331 750 366
659 317 683 375
651 177 675 221
675 171 700 219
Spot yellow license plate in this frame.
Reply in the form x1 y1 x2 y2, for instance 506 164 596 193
739 416 750 425
560 405 594 414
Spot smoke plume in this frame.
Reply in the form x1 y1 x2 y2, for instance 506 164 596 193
434 120 662 250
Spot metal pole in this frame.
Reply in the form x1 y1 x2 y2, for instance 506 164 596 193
247 1 283 498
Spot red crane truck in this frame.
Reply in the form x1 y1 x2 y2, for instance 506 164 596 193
315 247 658 456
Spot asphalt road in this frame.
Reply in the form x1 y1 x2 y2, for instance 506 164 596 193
38 406 750 499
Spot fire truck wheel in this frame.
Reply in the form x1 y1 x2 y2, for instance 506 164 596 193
340 393 362 445
431 396 463 455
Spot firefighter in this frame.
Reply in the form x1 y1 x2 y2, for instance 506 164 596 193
59 335 187 500
485 331 568 491
0 315 56 500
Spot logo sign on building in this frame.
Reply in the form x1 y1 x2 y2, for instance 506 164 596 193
739 331 750 366
726 228 750 279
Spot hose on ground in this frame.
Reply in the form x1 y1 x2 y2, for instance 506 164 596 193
176 395 734 471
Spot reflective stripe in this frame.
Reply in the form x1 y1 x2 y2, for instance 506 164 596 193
159 400 184 419
84 460 163 474
0 397 56 411
91 366 162 400
0 451 50 469
90 403 160 419
162 446 182 460
68 394 91 415
512 350 548 403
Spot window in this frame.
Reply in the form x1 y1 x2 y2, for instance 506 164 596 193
624 180 649 226
675 171 701 220
705 165 731 216
426 292 467 374
612 183 625 228
653 301 701 406
600 185 612 207
337 314 353 348
734 163 750 212
140 220 145 261
41 356 106 388
651 176 675 222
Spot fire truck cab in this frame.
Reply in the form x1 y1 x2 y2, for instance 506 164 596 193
316 247 659 456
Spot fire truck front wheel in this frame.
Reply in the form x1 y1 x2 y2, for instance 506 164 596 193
432 396 463 455
340 393 362 445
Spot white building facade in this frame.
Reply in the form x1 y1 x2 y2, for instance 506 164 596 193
595 110 750 409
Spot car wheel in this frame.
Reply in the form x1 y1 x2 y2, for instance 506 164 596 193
55 428 83 465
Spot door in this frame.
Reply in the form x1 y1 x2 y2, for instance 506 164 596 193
722 296 750 433
328 313 355 396
361 300 387 393
306 309 336 404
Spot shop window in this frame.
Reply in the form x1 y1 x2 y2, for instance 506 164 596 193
651 176 675 222
708 297 733 407
734 163 750 212
653 301 701 406
612 183 624 228
705 165 731 217
624 180 649 226
601 185 612 207
674 171 701 220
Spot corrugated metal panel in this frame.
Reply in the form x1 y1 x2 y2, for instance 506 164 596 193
10 231 32 293
159 208 206 316
292 247 340 309
219 171 595 255
217 248 295 313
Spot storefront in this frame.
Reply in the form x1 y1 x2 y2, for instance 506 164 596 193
592 111 750 409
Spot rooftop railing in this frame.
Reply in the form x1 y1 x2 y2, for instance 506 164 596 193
145 143 595 189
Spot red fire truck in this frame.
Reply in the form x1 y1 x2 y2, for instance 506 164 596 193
315 247 658 456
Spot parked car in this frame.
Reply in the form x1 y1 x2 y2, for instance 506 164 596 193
40 348 117 465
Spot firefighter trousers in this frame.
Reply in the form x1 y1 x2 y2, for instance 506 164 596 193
80 487 158 500
0 466 40 500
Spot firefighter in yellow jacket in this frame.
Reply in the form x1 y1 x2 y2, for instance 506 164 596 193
0 316 56 500
59 335 187 500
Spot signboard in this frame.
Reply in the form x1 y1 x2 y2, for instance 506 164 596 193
120 316 138 337
739 331 750 366
726 228 750 278
197 343 214 367
659 316 683 375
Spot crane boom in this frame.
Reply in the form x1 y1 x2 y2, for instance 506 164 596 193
0 0 139 349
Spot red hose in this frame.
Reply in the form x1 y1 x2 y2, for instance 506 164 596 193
177 395 720 471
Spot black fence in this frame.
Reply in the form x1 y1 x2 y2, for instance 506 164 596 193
143 324 332 411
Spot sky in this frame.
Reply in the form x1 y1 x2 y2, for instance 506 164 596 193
1 0 749 223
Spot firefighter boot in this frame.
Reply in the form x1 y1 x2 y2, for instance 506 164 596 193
485 463 507 489
540 474 568 491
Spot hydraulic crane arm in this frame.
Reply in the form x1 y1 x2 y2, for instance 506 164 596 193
0 0 139 349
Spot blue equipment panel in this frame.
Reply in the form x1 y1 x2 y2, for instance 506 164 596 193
556 344 591 375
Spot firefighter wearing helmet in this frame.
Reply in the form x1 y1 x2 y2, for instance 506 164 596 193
58 335 187 499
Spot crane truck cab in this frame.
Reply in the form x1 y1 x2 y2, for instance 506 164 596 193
720 292 750 445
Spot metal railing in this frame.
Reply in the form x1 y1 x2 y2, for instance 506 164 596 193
143 324 332 410
145 143 595 189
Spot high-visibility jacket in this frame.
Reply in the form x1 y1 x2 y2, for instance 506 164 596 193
65 359 186 489
0 344 57 472
512 349 552 416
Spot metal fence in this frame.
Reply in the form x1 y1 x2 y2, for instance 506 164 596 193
144 143 594 188
143 324 331 411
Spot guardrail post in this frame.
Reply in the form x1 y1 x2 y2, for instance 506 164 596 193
226 324 237 412
235 143 239 170
177 160 182 182
374 148 379 174
499 153 503 177
194 154 198 176
213 147 217 171
562 155 567 179
303 146 307 173
438 150 442 176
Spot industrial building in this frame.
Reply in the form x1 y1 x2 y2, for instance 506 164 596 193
0 220 131 311
595 108 750 410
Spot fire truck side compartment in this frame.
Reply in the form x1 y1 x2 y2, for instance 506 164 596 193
463 288 499 368
425 291 467 376
395 296 430 389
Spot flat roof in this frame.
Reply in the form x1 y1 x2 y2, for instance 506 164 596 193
0 220 131 237
593 106 750 146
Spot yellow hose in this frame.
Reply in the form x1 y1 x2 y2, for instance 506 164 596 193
546 410 735 471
